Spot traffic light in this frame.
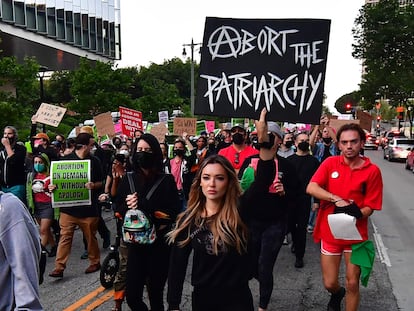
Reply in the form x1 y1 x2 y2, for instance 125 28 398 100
345 103 352 113
377 116 381 121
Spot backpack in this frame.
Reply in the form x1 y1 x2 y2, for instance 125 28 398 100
122 208 156 244
122 173 165 244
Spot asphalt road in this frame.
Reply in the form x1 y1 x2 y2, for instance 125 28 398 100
39 150 402 310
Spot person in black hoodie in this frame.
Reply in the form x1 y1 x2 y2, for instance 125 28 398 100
0 126 27 201
116 133 180 311
287 132 320 268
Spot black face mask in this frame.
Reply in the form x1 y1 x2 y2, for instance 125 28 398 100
323 137 332 144
232 133 244 145
297 141 310 152
285 141 294 149
173 149 186 157
133 151 154 169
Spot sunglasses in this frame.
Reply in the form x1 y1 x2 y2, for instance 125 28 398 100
234 152 240 164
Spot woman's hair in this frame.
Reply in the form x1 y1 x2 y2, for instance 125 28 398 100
132 133 163 176
168 154 248 255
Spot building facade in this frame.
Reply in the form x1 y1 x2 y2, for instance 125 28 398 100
0 0 121 70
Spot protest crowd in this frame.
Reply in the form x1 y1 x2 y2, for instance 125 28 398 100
0 109 382 311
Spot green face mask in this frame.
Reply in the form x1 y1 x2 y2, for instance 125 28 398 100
34 163 45 173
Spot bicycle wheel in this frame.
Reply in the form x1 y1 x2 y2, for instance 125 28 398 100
100 251 120 289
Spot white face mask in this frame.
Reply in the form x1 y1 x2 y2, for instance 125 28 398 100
119 149 129 157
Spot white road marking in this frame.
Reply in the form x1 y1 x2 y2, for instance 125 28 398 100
371 220 392 267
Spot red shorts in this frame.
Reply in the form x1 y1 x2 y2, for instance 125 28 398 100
321 240 352 255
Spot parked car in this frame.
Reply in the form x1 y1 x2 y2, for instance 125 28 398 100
380 131 406 149
364 132 379 150
383 138 414 161
405 148 414 172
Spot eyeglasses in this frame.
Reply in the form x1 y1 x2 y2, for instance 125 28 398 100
234 152 240 164
136 147 153 153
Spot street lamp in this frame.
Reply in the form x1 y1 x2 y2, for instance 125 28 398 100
38 65 49 132
182 38 202 115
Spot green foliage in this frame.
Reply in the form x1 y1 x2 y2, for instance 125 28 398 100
68 58 134 115
353 0 414 106
0 56 41 135
0 54 208 140
48 70 72 104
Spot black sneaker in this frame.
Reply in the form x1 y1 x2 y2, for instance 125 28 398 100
80 250 88 260
295 258 304 268
48 245 57 257
327 287 346 311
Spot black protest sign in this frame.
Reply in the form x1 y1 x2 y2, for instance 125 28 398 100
195 17 331 124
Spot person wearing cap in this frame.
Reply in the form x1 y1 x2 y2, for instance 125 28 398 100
49 132 104 278
77 128 112 258
30 115 59 161
238 119 300 311
218 124 258 176
0 126 27 201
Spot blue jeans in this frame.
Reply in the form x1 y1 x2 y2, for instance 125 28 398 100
249 219 287 309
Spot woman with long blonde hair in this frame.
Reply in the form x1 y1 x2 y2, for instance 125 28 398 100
167 109 278 311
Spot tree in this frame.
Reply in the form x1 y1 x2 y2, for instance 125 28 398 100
353 0 414 107
334 91 360 114
68 58 134 116
0 56 40 137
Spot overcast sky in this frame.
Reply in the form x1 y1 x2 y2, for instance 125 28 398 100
116 0 365 113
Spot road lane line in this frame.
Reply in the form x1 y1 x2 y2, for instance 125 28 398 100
372 220 392 267
82 290 114 311
63 286 106 311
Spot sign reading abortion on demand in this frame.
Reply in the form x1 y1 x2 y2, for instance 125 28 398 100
50 160 91 208
196 17 331 124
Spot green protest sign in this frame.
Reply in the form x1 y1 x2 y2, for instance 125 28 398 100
50 160 91 208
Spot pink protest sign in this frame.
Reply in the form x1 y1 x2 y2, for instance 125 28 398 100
119 107 143 137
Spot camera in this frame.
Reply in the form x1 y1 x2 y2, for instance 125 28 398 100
114 153 126 163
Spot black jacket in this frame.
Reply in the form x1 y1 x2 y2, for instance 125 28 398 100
0 143 27 187
239 155 300 223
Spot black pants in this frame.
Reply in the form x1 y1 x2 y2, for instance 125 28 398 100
289 196 311 260
192 284 253 311
125 238 170 311
249 219 287 309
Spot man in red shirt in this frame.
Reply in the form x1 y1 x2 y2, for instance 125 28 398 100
218 124 258 176
307 123 383 311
